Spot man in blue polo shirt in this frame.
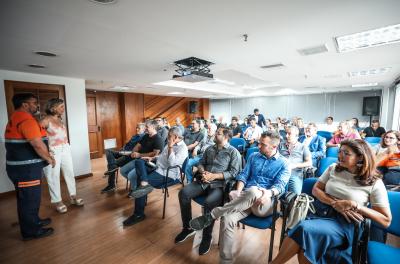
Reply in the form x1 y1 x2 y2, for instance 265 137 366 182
189 131 290 264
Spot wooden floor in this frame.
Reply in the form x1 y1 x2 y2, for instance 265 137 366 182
2 158 399 264
0 157 298 264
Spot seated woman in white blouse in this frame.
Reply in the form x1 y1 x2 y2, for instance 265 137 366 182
271 139 392 264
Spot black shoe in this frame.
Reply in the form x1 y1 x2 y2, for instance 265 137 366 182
199 236 212 255
22 227 54 241
38 218 51 227
122 214 145 227
174 228 196 244
189 214 213 231
104 167 118 176
101 185 116 194
130 185 154 198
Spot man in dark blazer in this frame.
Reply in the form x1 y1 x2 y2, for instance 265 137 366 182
252 108 266 128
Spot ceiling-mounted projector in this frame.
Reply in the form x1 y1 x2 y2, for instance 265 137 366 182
172 57 214 82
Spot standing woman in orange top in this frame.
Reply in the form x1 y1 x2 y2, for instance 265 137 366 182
41 98 84 213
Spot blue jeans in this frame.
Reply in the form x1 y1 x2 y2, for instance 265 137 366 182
120 160 137 191
134 171 179 216
288 171 303 194
383 170 400 186
185 156 201 183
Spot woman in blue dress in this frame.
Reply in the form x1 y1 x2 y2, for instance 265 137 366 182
271 139 392 264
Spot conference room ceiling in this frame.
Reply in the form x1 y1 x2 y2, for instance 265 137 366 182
0 0 399 98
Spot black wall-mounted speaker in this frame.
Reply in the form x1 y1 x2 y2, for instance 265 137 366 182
188 101 198 114
362 96 380 116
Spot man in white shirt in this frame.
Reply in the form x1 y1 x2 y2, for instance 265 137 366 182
243 117 263 147
319 116 337 133
122 127 188 226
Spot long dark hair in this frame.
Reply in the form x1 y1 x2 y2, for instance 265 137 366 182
380 130 400 148
45 98 64 116
335 139 379 186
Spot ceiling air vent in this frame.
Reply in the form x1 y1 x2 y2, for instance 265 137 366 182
27 64 46 68
260 63 285 69
89 0 117 4
35 51 57 57
297 44 328 56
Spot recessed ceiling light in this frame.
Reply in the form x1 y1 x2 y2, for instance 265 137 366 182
34 51 57 57
167 91 183 95
335 23 400 53
297 44 329 56
27 64 46 68
351 82 378 88
348 67 391 77
89 0 117 4
111 86 135 90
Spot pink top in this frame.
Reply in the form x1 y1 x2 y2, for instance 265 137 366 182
46 121 68 147
328 132 361 145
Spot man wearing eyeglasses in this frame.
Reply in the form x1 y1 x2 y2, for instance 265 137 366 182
5 93 56 240
188 131 290 263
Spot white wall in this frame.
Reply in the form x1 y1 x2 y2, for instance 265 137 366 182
210 90 384 127
0 70 91 193
392 84 400 130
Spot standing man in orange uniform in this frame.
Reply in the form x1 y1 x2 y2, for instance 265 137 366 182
5 93 56 240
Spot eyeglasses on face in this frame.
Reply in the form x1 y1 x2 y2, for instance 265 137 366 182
384 136 396 140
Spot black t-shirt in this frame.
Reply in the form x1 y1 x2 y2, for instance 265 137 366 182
230 125 242 137
139 133 164 154
363 126 386 137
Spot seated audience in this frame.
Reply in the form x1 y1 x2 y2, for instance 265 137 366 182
243 117 263 147
229 116 242 138
372 130 400 156
101 123 145 193
319 116 337 133
271 139 392 264
184 125 217 183
122 127 188 226
280 126 312 194
174 127 241 256
189 131 290 263
299 122 326 167
363 119 386 138
350 117 362 132
155 117 168 143
296 118 305 136
279 121 290 142
199 119 208 139
175 117 185 135
116 120 164 195
377 141 400 187
252 108 266 128
184 120 205 157
265 118 274 131
327 121 361 148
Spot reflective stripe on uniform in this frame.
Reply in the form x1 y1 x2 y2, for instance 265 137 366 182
4 137 48 143
18 180 41 188
6 159 44 166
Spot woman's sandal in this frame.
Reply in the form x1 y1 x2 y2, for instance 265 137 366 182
56 203 67 214
70 197 84 206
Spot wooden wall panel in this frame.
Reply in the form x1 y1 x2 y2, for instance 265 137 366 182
144 95 209 127
96 91 123 149
121 93 144 144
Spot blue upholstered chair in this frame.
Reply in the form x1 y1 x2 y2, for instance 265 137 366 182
315 157 337 177
245 147 259 162
230 138 246 154
317 131 333 142
239 193 281 262
367 191 400 263
326 146 339 158
364 137 382 145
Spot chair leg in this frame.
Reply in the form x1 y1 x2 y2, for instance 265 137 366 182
115 170 119 184
162 187 167 219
